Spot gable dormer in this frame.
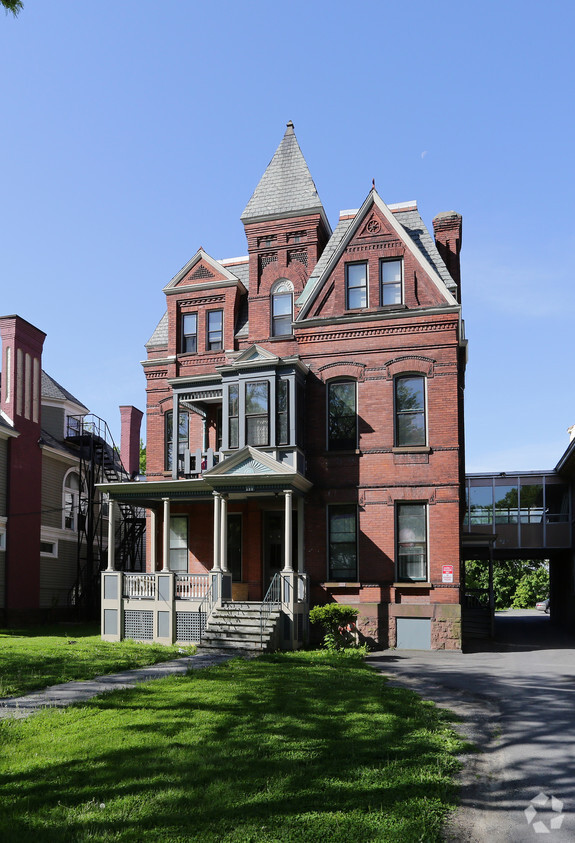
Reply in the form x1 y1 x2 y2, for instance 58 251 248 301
240 122 331 344
296 191 459 322
163 248 247 362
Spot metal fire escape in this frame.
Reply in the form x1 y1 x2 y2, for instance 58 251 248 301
66 414 145 618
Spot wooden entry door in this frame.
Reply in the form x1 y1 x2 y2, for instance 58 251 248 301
263 510 298 590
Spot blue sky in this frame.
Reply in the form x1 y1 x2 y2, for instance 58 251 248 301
1 0 573 472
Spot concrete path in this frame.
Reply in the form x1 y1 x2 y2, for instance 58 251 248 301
0 650 235 720
368 609 575 842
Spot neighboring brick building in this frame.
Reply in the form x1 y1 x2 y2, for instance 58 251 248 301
103 122 466 649
0 315 143 623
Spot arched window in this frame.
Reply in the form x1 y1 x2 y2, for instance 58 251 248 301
63 470 81 531
270 279 294 337
327 380 357 451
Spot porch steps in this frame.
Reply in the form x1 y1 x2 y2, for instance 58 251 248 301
200 601 281 652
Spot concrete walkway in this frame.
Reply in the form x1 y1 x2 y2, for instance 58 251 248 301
0 650 236 720
368 610 575 842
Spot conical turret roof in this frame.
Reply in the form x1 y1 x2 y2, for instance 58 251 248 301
241 121 326 223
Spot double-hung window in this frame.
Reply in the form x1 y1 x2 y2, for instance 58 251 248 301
397 503 427 581
380 259 403 305
328 380 357 451
165 410 189 472
63 471 81 530
395 375 426 446
228 384 239 449
328 505 358 581
246 381 269 447
276 380 289 445
181 313 197 353
346 262 367 309
169 515 188 572
206 310 223 351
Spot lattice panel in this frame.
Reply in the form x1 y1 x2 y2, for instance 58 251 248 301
176 611 206 642
124 610 153 640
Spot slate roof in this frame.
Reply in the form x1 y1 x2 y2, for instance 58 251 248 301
241 122 326 224
297 201 457 312
395 208 456 294
41 371 88 411
146 312 169 349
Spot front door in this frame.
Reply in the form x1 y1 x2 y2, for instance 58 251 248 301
263 510 298 591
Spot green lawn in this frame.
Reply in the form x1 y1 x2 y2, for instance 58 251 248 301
0 652 464 842
0 624 195 697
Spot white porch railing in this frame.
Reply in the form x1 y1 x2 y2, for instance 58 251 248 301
123 574 156 600
175 574 210 600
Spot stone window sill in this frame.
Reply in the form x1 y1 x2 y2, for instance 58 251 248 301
392 446 431 454
322 582 361 588
393 581 432 589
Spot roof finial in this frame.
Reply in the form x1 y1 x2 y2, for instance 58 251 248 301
286 120 294 132
372 178 376 190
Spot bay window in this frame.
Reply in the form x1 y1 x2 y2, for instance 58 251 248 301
246 381 269 446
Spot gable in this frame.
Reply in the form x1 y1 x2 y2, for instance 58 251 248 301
297 192 458 320
163 248 247 294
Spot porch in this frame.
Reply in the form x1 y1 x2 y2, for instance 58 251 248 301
98 446 312 651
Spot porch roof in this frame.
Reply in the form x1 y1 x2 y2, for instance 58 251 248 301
96 446 312 509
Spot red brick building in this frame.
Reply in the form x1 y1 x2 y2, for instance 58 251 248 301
102 122 465 649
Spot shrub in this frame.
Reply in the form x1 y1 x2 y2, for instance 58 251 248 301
309 604 361 651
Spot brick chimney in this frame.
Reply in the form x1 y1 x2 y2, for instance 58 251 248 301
0 315 46 613
119 405 144 478
432 212 463 301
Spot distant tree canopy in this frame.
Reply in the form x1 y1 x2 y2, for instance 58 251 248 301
2 1 23 15
465 559 549 610
139 440 146 475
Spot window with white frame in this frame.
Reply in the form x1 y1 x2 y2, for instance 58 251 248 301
206 310 223 351
181 312 198 353
345 262 367 309
0 517 6 552
396 503 427 581
270 279 294 337
395 375 426 447
40 540 58 557
169 515 188 572
63 470 81 531
328 505 358 581
245 381 269 447
380 258 403 306
165 410 189 472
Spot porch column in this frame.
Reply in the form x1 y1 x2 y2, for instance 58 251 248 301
297 495 305 572
283 489 293 572
220 494 228 572
212 491 221 571
162 497 170 572
150 508 158 571
106 498 116 571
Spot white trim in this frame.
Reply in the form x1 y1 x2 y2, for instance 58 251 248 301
42 446 81 466
163 248 248 293
219 255 249 266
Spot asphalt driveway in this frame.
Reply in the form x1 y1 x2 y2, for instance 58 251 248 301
367 610 575 842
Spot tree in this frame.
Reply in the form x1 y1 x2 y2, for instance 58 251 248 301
2 1 23 15
139 440 146 474
465 559 549 610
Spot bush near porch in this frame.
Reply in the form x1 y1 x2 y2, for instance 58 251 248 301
0 653 465 842
0 624 195 698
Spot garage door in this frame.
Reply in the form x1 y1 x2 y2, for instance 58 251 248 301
396 617 431 649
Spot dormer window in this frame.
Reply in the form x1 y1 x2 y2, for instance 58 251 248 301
206 310 223 351
381 259 403 306
181 313 197 353
346 263 367 309
271 279 294 337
